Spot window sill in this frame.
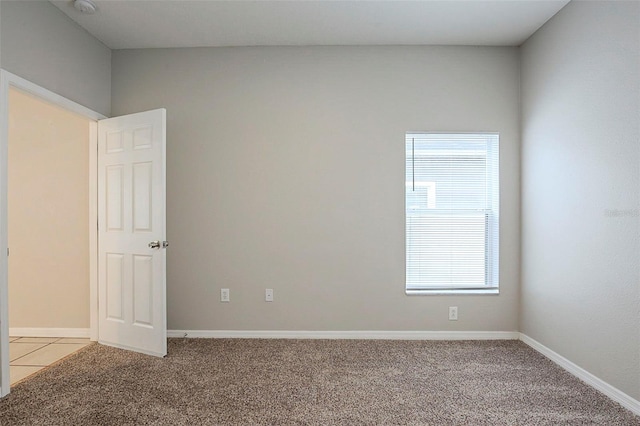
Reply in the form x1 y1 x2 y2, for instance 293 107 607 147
406 288 499 296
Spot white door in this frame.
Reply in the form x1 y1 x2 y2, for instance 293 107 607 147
97 109 167 357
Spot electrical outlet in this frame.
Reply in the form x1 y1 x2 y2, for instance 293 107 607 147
265 288 274 302
220 288 230 302
448 306 458 321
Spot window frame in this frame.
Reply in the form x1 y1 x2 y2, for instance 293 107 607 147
405 132 500 296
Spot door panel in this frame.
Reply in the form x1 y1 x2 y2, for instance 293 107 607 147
98 109 166 357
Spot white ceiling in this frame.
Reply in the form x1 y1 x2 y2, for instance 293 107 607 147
50 0 570 50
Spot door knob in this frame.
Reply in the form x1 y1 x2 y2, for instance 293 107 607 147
148 240 161 249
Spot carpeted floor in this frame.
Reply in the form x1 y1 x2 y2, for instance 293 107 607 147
0 339 638 425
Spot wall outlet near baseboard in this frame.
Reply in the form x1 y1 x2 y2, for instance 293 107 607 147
449 306 458 321
265 288 274 302
220 288 230 302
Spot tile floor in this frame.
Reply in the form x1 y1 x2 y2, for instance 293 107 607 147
9 337 91 386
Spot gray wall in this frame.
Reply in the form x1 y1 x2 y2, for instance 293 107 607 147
0 1 111 116
112 46 521 332
520 1 640 400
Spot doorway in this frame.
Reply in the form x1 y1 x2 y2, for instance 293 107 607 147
0 70 168 398
7 87 93 385
0 70 105 397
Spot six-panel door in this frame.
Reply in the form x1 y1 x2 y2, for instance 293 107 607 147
98 109 166 357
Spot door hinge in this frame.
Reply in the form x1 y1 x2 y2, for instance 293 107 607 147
6 248 9 256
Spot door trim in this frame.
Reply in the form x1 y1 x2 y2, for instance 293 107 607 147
0 69 106 397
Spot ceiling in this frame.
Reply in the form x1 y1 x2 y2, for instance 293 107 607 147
50 0 570 50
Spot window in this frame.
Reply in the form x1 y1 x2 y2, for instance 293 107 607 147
405 133 499 294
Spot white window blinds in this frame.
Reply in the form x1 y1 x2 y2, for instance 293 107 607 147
405 133 499 292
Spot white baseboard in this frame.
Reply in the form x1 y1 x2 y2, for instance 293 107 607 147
520 333 640 416
168 330 520 340
9 327 90 338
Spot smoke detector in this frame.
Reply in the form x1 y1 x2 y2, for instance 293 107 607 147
74 0 97 14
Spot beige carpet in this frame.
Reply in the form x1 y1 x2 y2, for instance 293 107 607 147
0 339 638 425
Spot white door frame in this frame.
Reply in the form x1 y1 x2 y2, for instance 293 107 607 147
0 70 106 397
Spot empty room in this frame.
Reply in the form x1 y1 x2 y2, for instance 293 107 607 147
0 0 638 424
